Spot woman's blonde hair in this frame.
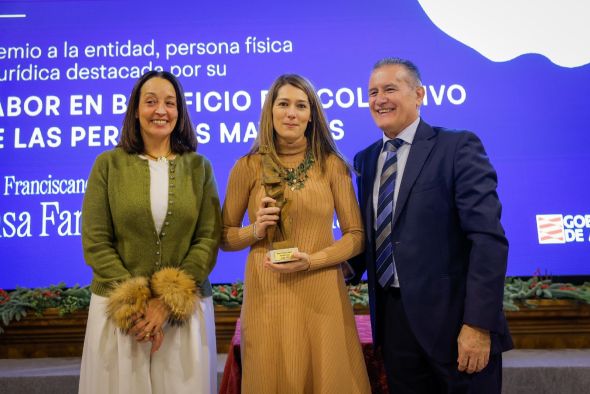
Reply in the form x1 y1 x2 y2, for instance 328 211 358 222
248 74 347 172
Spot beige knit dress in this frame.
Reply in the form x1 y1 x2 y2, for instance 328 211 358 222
221 142 371 394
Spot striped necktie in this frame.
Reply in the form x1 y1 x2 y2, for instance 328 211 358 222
375 138 404 288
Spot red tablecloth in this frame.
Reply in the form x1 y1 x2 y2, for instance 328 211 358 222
219 314 388 393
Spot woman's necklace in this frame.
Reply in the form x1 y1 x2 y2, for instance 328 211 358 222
280 150 315 190
144 150 173 163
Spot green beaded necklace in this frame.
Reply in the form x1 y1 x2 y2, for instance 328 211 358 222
280 150 315 190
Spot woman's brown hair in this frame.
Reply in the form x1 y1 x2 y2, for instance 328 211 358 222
118 71 197 154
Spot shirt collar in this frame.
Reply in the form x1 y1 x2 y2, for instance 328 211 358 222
381 117 420 149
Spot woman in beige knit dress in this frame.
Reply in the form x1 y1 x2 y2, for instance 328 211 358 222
221 74 371 393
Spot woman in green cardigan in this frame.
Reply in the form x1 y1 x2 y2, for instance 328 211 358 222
79 71 221 394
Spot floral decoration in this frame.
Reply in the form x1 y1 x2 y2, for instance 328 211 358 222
0 283 90 333
1 276 589 333
503 276 590 311
212 281 243 307
0 289 10 305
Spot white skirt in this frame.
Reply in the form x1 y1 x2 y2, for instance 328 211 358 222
78 294 217 394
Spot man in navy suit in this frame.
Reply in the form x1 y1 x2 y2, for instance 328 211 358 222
350 58 512 393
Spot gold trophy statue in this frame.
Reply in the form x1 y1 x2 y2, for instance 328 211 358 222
260 146 299 263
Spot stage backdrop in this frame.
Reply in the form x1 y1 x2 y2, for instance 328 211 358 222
1 0 589 288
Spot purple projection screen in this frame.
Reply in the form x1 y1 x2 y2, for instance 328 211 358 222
1 0 589 288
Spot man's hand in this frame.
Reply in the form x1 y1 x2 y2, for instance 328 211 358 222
457 324 490 374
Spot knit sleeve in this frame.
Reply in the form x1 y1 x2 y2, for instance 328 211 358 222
82 152 132 287
179 156 221 285
221 156 259 251
308 156 365 270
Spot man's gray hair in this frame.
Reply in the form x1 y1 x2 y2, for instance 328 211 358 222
373 57 422 87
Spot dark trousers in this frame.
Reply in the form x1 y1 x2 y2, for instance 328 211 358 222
380 287 502 394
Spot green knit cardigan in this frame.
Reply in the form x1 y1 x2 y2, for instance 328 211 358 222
82 147 221 298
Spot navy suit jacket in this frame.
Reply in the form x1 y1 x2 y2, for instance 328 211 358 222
350 119 513 362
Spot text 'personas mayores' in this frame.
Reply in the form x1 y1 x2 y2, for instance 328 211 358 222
0 86 466 149
1 121 343 148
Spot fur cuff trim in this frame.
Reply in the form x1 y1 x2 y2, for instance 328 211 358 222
106 276 151 330
151 267 197 325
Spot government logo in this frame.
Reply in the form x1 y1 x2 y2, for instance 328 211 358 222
536 214 565 244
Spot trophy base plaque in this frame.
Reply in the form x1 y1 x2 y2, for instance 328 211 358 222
269 247 299 264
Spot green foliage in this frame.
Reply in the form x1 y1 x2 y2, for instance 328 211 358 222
0 283 91 333
212 282 243 307
2 277 589 333
503 277 590 311
348 283 369 307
